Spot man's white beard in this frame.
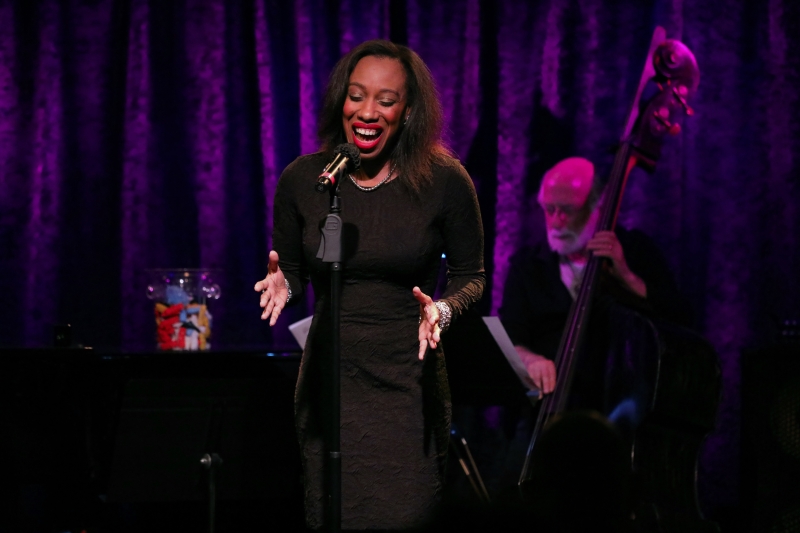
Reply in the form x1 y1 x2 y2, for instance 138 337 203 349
547 207 600 256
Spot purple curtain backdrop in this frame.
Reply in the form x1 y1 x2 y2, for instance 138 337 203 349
1 0 799 522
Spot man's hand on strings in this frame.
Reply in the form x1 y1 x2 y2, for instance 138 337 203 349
254 250 288 326
413 286 440 361
586 230 647 298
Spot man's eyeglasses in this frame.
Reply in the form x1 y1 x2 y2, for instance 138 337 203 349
539 203 585 218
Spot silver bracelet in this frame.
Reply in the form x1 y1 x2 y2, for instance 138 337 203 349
434 301 452 331
284 278 292 304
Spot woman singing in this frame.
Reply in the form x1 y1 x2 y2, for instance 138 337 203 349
255 39 485 530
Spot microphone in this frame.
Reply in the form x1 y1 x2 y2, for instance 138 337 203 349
316 143 361 193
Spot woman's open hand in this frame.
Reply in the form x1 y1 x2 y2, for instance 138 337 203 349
413 286 440 361
254 250 288 326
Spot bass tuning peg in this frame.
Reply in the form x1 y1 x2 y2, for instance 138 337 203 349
673 85 694 116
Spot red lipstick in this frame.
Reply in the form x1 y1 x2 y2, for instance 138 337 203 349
352 122 383 150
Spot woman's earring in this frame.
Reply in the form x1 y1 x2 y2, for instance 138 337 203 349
404 114 410 125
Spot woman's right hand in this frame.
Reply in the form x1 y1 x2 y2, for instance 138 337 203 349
254 250 288 326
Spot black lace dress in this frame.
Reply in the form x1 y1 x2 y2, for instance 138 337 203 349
272 152 485 530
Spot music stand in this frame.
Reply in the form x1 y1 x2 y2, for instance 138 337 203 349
441 313 537 501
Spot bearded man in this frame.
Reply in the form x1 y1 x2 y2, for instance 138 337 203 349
499 157 691 399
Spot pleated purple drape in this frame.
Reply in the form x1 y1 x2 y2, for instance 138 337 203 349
2 0 799 520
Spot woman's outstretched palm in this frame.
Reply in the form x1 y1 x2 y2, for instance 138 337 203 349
254 250 288 326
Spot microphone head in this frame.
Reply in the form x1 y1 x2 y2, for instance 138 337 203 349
334 143 361 171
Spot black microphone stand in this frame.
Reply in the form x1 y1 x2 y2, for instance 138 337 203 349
200 452 223 533
199 401 224 533
316 184 343 533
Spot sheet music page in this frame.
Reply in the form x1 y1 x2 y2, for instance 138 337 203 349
481 316 539 396
288 315 313 349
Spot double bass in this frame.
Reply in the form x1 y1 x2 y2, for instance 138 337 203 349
517 28 722 532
